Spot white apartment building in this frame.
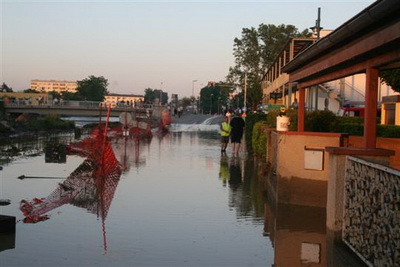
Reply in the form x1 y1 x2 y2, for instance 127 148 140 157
104 93 144 105
31 79 78 93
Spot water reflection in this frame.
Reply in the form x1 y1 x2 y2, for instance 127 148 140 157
264 167 366 266
0 232 15 252
0 134 75 164
219 154 265 223
18 128 151 252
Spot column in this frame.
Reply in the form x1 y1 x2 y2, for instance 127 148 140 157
298 87 305 132
364 68 378 148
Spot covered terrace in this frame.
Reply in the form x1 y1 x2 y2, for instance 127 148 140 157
278 0 400 264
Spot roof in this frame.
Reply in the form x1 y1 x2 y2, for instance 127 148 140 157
282 0 400 87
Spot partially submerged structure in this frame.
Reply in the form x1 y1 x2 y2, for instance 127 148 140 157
266 0 400 265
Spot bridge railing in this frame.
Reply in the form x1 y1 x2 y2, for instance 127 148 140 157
5 100 155 110
4 100 163 118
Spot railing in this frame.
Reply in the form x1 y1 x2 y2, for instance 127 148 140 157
343 156 400 266
5 100 155 110
341 80 365 103
322 80 365 106
4 101 161 118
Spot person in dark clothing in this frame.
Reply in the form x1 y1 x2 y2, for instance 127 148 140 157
229 113 245 155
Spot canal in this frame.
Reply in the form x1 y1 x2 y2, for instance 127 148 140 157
0 116 365 266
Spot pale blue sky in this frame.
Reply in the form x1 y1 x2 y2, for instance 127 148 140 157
1 0 374 97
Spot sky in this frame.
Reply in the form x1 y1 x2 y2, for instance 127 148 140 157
1 0 375 98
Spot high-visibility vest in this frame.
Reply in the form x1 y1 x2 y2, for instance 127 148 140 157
221 122 231 137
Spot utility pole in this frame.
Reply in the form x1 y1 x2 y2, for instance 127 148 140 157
244 72 247 109
160 82 163 105
310 7 323 40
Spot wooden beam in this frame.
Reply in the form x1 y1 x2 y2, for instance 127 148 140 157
288 21 400 83
297 48 400 88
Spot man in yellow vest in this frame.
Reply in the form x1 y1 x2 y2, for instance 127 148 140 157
220 116 231 153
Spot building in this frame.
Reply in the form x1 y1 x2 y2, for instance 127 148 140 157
262 28 397 114
0 92 50 105
31 79 77 94
104 93 144 106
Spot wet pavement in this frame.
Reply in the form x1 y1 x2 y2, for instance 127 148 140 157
0 115 272 266
0 113 367 266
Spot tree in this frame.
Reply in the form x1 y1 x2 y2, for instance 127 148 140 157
76 75 109 101
144 88 156 103
23 89 39 93
1 83 13 92
199 82 232 114
227 24 311 110
143 88 167 104
380 69 400 93
61 91 81 101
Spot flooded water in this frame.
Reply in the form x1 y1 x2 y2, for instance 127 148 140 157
0 119 366 266
0 122 273 267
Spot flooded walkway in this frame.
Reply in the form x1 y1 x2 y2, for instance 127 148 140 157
0 115 272 266
0 113 366 266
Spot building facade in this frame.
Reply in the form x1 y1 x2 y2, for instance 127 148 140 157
104 93 144 106
262 30 398 114
31 79 77 93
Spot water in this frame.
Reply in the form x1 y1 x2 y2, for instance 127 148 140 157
0 123 274 266
62 116 119 128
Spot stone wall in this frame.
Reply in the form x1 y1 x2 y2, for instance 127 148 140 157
343 156 400 266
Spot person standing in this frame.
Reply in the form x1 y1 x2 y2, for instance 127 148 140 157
291 98 298 109
229 112 245 156
220 116 231 153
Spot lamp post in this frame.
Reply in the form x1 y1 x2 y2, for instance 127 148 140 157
160 82 163 105
310 7 323 40
218 97 221 115
210 94 213 114
244 72 247 109
192 80 197 97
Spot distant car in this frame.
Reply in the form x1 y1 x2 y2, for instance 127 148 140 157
257 104 286 114
339 107 381 117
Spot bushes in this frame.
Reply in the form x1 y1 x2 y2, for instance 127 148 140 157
24 114 75 132
244 113 267 155
247 108 400 156
377 124 400 138
252 121 269 157
335 123 364 136
305 110 338 132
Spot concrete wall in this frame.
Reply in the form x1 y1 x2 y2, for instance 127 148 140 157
348 136 400 170
269 131 347 181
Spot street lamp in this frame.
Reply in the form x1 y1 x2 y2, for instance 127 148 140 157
160 82 163 105
210 94 213 114
192 80 197 97
310 7 323 40
218 97 221 115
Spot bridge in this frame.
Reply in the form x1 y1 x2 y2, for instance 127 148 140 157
4 101 164 119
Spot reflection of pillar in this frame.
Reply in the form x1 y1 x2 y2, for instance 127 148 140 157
298 88 305 131
364 68 378 148
275 203 326 267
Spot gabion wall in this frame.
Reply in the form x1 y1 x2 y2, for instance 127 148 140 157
343 156 400 266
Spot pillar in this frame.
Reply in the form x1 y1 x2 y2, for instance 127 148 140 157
396 103 400 126
364 68 378 148
298 87 305 131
